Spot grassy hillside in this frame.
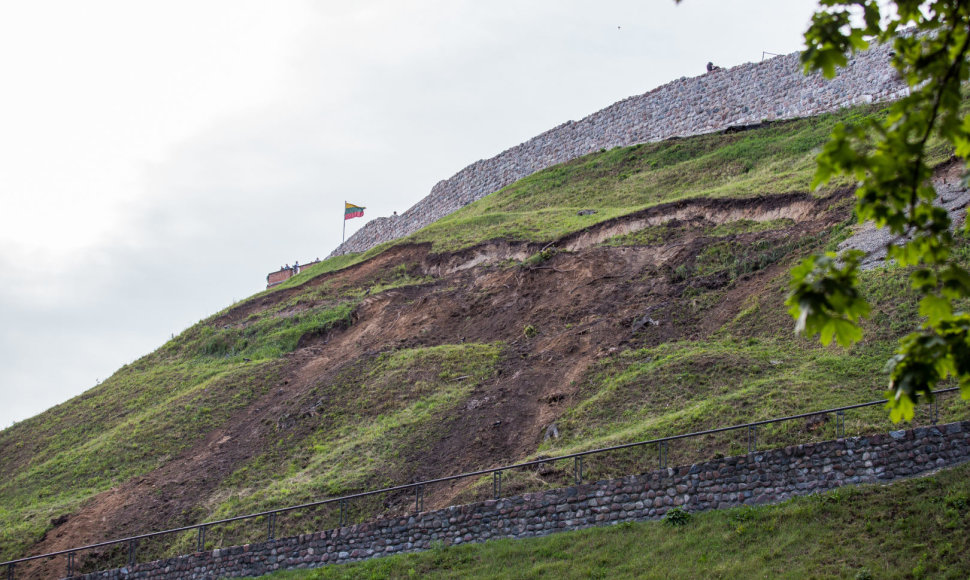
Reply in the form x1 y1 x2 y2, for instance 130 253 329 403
405 115 848 253
289 111 867 283
1 99 967 576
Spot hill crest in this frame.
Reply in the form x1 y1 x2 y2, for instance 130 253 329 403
331 43 904 257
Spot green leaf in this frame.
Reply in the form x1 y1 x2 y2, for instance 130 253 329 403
919 295 952 327
829 318 863 347
941 265 970 299
954 116 970 157
886 392 915 423
847 30 869 51
909 268 937 292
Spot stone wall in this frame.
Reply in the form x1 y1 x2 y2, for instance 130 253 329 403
329 43 905 257
72 420 970 579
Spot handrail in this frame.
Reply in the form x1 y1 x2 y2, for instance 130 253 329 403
2 386 960 573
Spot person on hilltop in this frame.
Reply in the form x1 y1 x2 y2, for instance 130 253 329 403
706 62 722 73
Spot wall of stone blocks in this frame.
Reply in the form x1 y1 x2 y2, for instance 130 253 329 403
329 43 905 258
70 420 970 579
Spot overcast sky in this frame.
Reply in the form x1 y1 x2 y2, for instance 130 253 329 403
0 0 820 428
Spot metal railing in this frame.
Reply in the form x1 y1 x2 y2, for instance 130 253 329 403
2 387 960 578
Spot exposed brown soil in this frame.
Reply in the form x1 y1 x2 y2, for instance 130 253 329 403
22 191 850 578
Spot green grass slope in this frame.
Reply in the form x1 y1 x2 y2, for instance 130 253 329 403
1 98 967 575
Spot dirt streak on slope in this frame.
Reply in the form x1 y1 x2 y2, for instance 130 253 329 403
23 192 847 578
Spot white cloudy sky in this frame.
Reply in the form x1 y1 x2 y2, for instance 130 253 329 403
0 0 820 428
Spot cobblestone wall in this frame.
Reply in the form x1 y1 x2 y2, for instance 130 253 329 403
329 44 905 257
73 420 970 579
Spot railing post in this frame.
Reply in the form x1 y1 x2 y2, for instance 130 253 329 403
493 471 502 499
339 499 347 527
930 398 939 425
574 456 584 485
6 562 13 580
747 425 757 453
267 512 278 540
415 485 424 513
197 525 207 552
659 440 668 469
127 539 137 567
66 552 75 578
835 410 846 438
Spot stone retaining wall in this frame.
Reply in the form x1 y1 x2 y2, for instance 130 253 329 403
329 43 905 257
73 420 970 579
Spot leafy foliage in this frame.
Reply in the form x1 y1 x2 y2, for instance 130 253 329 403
788 250 871 347
788 0 970 420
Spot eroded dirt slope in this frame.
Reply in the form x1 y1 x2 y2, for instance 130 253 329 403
23 191 848 577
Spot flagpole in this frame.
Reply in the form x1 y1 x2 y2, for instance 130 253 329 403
342 201 346 243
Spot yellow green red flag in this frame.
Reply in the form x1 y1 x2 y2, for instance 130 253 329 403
344 202 365 220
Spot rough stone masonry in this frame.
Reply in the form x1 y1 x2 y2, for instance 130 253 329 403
72 420 970 579
329 43 905 258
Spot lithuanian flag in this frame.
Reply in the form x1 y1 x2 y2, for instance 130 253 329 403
344 202 365 220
